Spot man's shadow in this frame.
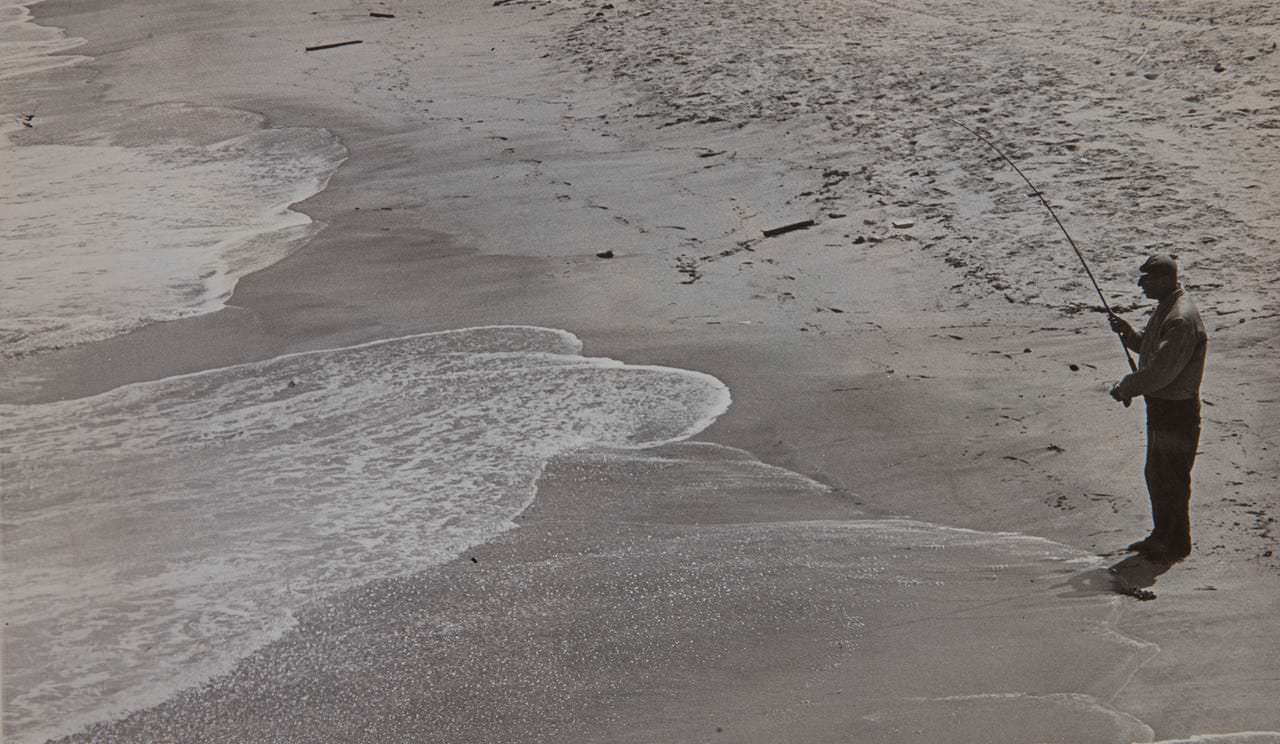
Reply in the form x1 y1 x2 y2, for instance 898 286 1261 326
1060 553 1176 601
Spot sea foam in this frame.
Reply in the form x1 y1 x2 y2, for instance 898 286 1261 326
0 326 732 742
0 122 346 357
0 0 88 80
1 2 346 359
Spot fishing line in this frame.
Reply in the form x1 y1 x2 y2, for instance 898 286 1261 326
949 118 1137 375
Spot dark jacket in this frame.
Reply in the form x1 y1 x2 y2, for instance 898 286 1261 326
1116 287 1207 401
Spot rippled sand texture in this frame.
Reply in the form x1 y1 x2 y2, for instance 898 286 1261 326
557 0 1280 317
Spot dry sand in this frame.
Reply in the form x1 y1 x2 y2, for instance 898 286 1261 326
4 0 1280 740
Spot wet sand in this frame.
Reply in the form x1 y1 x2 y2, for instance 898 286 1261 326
5 0 1280 740
50 443 1163 743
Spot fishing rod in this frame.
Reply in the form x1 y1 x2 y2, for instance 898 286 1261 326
949 118 1137 377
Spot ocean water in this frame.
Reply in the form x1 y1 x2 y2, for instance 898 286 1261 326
0 0 87 80
0 122 346 357
0 326 733 742
0 3 346 358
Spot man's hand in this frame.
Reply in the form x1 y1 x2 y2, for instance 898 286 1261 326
1108 314 1135 341
1110 384 1132 406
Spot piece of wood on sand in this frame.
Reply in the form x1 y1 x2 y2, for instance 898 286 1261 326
761 219 816 238
305 40 364 52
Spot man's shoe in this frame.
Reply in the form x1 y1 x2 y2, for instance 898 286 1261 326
1126 535 1160 552
1142 542 1191 563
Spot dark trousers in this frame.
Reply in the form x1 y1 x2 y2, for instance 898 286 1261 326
1144 397 1201 554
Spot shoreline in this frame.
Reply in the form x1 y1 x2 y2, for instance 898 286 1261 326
54 441 1167 744
6 0 1280 740
0 2 348 365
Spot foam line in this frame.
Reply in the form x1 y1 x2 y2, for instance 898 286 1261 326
1 325 732 742
0 0 89 80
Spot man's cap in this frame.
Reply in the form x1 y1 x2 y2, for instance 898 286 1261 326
1139 254 1178 276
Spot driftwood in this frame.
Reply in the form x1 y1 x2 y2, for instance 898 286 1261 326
761 219 816 238
305 40 364 52
369 12 396 18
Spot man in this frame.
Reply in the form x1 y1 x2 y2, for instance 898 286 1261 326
1108 254 1208 562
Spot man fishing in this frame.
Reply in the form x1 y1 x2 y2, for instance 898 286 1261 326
1107 254 1208 562
951 123 1210 562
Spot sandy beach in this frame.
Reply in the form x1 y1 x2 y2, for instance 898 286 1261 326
3 0 1279 741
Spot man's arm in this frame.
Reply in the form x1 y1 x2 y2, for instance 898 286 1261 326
1113 317 1199 399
